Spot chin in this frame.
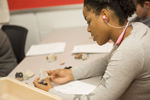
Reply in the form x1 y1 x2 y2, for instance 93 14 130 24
97 42 103 46
97 41 107 46
137 15 143 18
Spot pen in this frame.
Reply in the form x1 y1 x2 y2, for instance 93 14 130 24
38 82 48 85
64 66 72 69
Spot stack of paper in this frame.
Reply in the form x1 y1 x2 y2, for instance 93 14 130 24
26 42 66 56
72 42 113 54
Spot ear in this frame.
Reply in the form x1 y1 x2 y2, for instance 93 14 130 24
100 9 110 22
144 1 150 8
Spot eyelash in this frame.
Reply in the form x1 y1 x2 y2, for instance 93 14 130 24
87 21 91 25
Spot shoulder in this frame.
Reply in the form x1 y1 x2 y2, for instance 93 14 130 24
108 40 144 78
0 29 16 61
116 38 143 57
0 29 10 50
131 22 147 27
131 22 149 30
130 22 150 38
0 29 7 41
0 29 17 76
112 39 144 68
0 29 11 50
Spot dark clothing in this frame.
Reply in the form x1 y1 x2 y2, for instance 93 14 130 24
130 16 150 28
0 29 17 77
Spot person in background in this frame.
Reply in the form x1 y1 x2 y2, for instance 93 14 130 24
34 0 150 100
131 0 150 27
0 29 17 77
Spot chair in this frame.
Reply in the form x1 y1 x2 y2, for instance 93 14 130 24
1 25 28 64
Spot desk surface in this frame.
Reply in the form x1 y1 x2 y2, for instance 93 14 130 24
8 26 106 86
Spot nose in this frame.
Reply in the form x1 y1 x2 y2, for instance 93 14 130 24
87 25 91 32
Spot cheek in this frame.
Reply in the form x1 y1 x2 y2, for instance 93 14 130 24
94 22 102 35
90 21 100 35
135 7 141 14
98 28 110 44
91 19 109 43
135 6 146 17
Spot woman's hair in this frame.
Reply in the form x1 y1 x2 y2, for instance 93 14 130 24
135 0 150 7
84 0 136 25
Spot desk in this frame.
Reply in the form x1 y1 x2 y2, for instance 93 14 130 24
8 26 106 86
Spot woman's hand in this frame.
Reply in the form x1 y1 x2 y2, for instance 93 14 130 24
33 77 53 92
46 69 74 84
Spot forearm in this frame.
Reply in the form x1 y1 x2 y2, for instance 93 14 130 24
48 50 143 100
72 45 116 80
72 54 109 80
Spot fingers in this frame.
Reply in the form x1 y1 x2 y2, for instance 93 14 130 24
45 70 56 82
45 77 53 91
46 70 53 75
33 77 53 92
48 70 60 81
46 69 61 75
48 70 59 79
45 77 51 84
52 69 60 74
39 69 64 84
33 77 40 87
49 75 54 80
33 77 47 88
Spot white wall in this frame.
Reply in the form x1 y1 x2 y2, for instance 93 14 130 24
9 13 41 52
36 9 86 40
7 6 87 53
3 5 136 53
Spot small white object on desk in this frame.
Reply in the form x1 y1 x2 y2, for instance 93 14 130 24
72 42 113 54
59 60 65 65
23 70 35 80
26 42 66 56
38 69 48 83
46 53 57 62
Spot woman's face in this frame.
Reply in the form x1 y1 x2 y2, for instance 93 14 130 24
83 6 110 45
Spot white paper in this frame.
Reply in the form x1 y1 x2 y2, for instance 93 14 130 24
26 42 66 56
54 81 96 94
72 42 113 54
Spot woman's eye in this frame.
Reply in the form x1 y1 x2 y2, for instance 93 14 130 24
87 21 91 24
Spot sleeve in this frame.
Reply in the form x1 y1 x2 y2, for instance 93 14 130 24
0 30 17 77
72 44 116 80
48 40 144 100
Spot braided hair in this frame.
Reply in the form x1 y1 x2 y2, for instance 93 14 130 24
84 0 136 25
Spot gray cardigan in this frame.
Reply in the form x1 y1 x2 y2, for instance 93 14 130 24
49 22 150 100
0 29 17 77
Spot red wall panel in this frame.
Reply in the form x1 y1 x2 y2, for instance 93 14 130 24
7 0 84 11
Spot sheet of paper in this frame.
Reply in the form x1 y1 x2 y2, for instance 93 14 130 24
26 42 66 56
72 42 113 54
54 81 96 94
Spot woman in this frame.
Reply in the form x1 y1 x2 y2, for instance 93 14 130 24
34 0 150 100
